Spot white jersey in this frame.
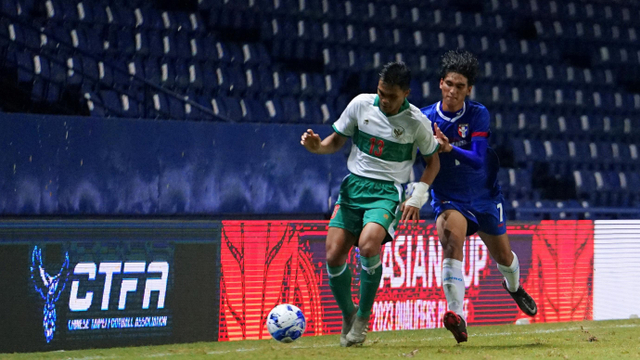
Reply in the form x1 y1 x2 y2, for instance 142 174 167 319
332 94 439 184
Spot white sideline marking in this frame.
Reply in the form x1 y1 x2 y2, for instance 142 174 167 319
64 323 640 359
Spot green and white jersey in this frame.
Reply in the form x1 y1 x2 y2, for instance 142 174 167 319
332 94 439 184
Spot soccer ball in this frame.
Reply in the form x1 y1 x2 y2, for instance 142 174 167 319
266 304 306 343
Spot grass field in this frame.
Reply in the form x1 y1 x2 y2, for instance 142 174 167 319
5 319 640 360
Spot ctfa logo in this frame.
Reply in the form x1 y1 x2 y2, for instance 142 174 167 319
68 260 169 312
458 124 469 138
30 246 70 344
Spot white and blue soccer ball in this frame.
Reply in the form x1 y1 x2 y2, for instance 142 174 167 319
266 304 306 343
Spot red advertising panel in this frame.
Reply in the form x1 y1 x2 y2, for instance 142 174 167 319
219 221 594 341
218 222 328 341
520 221 594 323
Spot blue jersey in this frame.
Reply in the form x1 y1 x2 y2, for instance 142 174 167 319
420 100 493 202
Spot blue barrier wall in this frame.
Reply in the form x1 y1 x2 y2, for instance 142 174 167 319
0 114 347 215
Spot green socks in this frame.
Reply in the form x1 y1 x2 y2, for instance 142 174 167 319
328 254 383 319
357 254 382 318
327 263 356 318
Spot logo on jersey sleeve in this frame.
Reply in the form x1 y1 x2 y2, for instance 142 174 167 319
458 124 469 138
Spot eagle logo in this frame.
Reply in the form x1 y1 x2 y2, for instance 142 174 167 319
393 127 405 139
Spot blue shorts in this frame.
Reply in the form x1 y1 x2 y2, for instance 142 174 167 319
431 191 507 237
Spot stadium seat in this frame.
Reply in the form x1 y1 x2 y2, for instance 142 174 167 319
183 94 209 120
570 140 592 167
174 12 205 33
264 97 283 122
241 98 269 122
147 92 170 118
99 90 122 116
116 30 135 56
511 138 545 168
499 168 533 201
573 170 597 203
247 66 272 95
544 140 570 174
280 96 301 123
120 93 141 118
627 144 640 169
82 91 106 117
173 59 191 90
320 101 334 123
167 95 185 119
134 7 163 30
64 55 83 86
624 171 640 206
199 61 219 94
216 96 242 121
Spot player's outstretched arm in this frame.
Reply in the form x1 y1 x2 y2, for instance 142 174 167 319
401 152 440 222
434 123 486 169
300 129 348 155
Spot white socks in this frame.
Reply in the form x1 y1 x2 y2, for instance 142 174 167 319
442 252 521 319
442 258 465 319
497 251 520 292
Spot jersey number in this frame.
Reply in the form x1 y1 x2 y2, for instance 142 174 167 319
369 137 384 156
497 202 504 222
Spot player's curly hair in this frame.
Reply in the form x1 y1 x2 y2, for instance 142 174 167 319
379 61 411 90
439 50 479 86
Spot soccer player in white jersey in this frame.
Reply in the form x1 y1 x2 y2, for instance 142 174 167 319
300 62 440 347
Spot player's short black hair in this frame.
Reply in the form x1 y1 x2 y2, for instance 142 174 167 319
439 50 479 86
379 61 411 91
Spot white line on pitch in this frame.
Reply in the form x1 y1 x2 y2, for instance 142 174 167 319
63 322 640 359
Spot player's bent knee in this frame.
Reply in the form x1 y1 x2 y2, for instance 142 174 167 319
326 246 347 267
358 243 379 258
358 236 384 258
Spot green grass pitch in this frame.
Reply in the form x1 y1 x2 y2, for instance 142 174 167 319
5 319 640 359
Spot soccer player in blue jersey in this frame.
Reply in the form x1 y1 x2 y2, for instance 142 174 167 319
419 50 537 343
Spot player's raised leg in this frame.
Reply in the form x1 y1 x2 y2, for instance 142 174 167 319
345 221 386 347
478 231 537 316
437 209 469 343
326 226 358 346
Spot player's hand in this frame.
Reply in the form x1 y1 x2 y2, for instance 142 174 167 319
300 129 321 153
434 123 452 153
400 199 420 226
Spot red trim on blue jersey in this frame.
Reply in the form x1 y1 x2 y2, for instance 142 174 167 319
471 131 489 137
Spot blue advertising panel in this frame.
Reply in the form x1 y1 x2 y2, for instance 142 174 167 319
0 113 343 216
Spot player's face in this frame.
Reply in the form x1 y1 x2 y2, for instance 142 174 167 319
440 72 472 112
377 80 410 116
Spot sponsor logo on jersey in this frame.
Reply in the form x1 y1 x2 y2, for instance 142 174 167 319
364 119 369 125
458 124 469 138
451 140 469 147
